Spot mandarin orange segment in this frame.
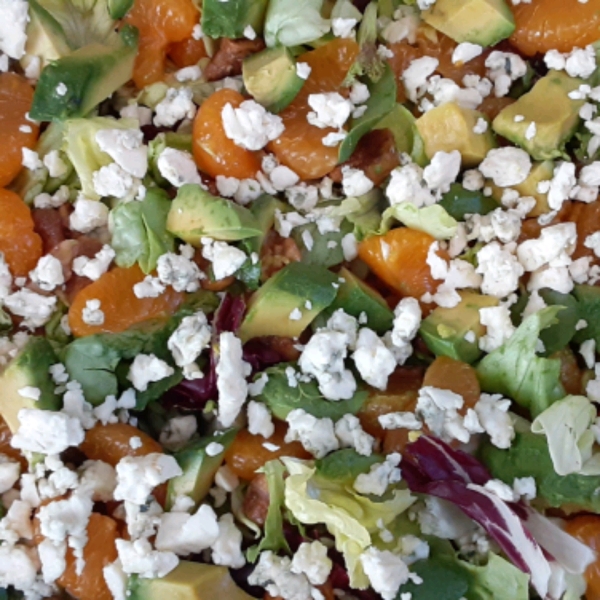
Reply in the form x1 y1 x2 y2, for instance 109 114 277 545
57 513 119 600
192 88 262 180
565 516 600 600
68 264 183 337
422 356 481 410
510 0 600 56
358 227 447 299
224 421 311 481
0 188 43 277
0 73 39 188
125 0 200 87
168 36 207 68
79 422 163 467
267 39 360 180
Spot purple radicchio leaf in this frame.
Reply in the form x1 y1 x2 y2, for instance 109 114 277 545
242 337 291 374
162 294 246 410
403 436 553 598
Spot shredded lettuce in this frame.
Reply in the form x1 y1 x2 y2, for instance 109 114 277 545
476 306 566 418
62 116 139 200
264 0 330 47
247 460 290 562
109 188 175 274
531 395 598 476
380 202 458 239
282 457 414 588
464 553 529 600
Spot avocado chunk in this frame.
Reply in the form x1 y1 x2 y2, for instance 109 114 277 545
421 0 515 46
166 429 236 511
167 184 263 245
29 26 138 122
243 46 305 114
488 160 554 217
291 220 354 269
415 102 496 168
480 431 600 513
128 561 255 600
420 291 499 364
202 0 268 39
492 71 584 161
320 267 394 335
238 262 338 342
439 183 499 220
0 337 61 433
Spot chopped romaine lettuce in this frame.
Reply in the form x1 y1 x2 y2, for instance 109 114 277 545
252 363 367 421
109 188 175 274
247 460 290 562
62 116 140 200
282 457 414 588
531 395 597 476
264 0 330 48
476 306 565 418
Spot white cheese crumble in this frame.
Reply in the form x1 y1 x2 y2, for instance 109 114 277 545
479 147 532 187
307 92 353 129
95 128 148 179
153 87 196 128
127 354 175 392
157 148 202 187
222 100 284 151
29 255 64 292
167 312 211 380
69 196 109 233
201 238 247 280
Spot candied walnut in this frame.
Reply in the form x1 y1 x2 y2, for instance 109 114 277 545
204 38 266 82
32 208 66 254
260 230 302 281
243 473 270 527
329 128 400 187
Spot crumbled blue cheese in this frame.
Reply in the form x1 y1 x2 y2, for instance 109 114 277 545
127 354 175 393
221 99 284 150
359 547 410 600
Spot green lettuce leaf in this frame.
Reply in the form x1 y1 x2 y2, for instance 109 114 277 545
531 395 597 476
480 431 600 513
379 202 458 240
464 553 529 600
254 363 368 420
62 116 139 200
62 296 217 406
110 188 175 274
264 0 330 47
476 306 566 418
338 63 397 162
282 457 414 588
247 460 290 562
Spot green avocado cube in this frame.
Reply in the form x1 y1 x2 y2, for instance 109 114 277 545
167 184 263 245
492 71 584 161
420 291 498 364
422 0 515 47
128 561 255 600
323 267 394 335
0 337 61 432
238 262 338 342
416 102 496 168
166 429 237 511
243 46 306 113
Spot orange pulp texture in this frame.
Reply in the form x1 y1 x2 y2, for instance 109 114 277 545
57 513 119 600
565 515 600 600
510 0 600 56
193 88 263 180
125 0 199 88
267 38 360 180
0 188 43 277
0 73 39 188
358 227 448 299
68 264 183 337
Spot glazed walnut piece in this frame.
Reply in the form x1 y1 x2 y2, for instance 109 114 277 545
204 38 266 82
243 473 270 526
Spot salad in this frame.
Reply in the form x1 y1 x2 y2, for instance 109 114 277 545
0 0 600 598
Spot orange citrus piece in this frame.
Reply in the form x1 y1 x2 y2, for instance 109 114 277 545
0 72 39 187
268 38 360 180
168 36 207 68
192 88 262 180
125 0 199 88
57 513 119 600
510 0 600 56
0 188 43 277
565 515 600 600
68 264 183 337
423 356 480 409
358 227 447 299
